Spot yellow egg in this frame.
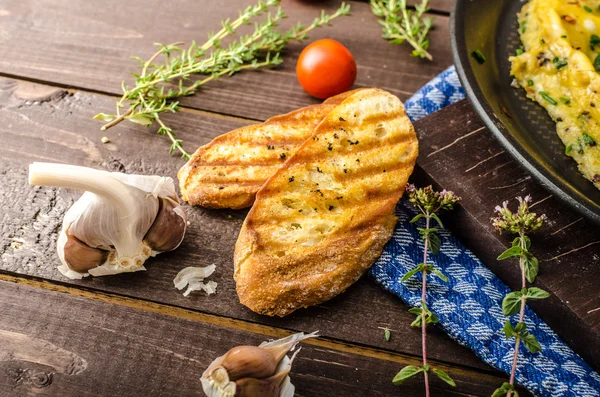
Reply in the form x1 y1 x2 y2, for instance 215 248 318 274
510 0 600 189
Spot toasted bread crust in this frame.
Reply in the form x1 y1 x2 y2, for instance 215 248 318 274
234 88 419 316
178 91 355 209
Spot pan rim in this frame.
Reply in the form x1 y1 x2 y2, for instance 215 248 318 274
450 0 600 226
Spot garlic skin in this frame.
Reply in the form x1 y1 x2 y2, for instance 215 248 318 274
29 163 187 279
173 265 218 297
201 332 317 397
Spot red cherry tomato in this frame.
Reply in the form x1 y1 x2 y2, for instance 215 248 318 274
296 39 357 99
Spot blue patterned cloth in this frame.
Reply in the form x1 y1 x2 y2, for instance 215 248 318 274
369 66 600 397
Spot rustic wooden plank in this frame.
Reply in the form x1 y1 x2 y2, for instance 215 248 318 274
1 77 597 371
414 100 600 368
0 0 452 121
0 280 526 397
0 77 493 372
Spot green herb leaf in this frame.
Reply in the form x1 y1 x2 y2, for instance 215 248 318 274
384 328 391 341
392 365 423 385
401 266 422 282
410 213 424 223
492 382 516 397
497 245 523 260
427 311 439 324
522 235 531 250
410 315 422 327
93 113 116 122
583 132 597 146
430 213 444 228
503 320 516 339
527 79 534 86
552 57 568 69
515 48 523 56
565 144 573 155
502 291 523 316
431 268 449 282
595 54 600 72
524 255 539 283
472 49 486 64
514 321 526 333
429 233 441 255
540 91 558 105
417 227 438 235
96 0 351 157
584 5 593 12
432 368 456 387
127 114 154 126
591 34 600 50
560 97 571 104
521 332 542 353
371 0 434 60
526 287 550 299
519 20 527 33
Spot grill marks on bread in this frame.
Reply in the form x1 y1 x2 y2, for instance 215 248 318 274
178 91 353 209
234 88 419 317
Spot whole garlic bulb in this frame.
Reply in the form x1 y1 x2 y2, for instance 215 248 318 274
28 162 187 279
201 332 318 397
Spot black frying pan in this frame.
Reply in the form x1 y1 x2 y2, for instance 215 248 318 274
450 0 600 225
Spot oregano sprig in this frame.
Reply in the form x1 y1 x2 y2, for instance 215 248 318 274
393 185 460 396
370 0 434 60
491 196 547 397
95 0 351 158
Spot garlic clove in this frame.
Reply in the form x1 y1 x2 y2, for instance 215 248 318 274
201 332 317 397
144 196 187 252
28 162 187 279
201 365 236 397
234 377 280 397
220 346 278 381
235 356 293 397
62 234 109 273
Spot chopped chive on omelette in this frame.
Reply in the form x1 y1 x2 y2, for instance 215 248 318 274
510 0 600 189
565 144 573 155
472 49 486 64
583 132 597 146
540 91 557 105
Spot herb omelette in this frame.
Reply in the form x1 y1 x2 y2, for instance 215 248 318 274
510 0 600 189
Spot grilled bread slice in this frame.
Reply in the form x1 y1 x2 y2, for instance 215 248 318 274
234 88 419 316
178 91 354 209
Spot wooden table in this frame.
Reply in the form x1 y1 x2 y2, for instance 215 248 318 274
0 1 598 396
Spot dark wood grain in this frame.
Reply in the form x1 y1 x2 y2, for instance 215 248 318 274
0 75 598 374
414 100 600 368
0 0 452 122
1 280 523 397
0 77 494 373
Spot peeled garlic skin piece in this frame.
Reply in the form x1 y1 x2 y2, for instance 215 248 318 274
29 163 187 279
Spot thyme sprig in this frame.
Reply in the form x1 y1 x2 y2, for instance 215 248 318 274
370 0 434 60
393 185 460 396
491 196 547 397
95 0 351 158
